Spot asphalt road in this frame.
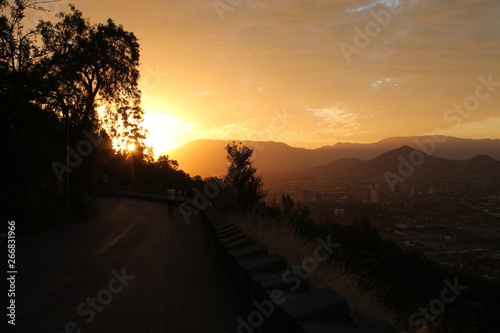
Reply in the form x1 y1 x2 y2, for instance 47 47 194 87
14 197 246 333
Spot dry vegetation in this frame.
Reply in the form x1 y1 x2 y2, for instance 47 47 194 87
231 212 416 331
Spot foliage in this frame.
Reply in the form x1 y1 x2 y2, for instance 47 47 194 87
0 1 153 232
224 142 266 211
132 155 193 194
37 5 145 150
252 196 500 333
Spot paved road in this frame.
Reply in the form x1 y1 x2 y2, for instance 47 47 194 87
15 197 246 333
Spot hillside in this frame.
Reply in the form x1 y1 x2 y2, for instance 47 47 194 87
165 136 500 178
166 139 337 177
310 145 500 179
320 136 500 160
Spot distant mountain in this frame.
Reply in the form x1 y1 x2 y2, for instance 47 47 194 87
313 158 365 174
165 136 500 178
454 154 500 175
166 139 338 177
311 145 500 179
319 136 500 161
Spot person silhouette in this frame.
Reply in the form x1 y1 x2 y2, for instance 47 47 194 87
166 185 176 216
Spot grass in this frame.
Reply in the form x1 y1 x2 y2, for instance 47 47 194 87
230 212 421 331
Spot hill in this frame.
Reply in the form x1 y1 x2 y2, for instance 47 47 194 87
166 139 337 177
165 136 500 178
319 136 500 160
310 145 500 179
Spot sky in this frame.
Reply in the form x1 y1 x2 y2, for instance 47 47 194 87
26 0 500 155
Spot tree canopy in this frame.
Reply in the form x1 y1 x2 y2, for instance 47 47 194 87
0 1 150 230
224 142 265 211
37 5 145 149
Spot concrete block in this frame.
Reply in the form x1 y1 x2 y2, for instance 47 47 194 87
298 321 356 333
223 236 254 251
356 321 400 333
238 254 288 274
218 227 242 239
215 223 239 233
220 232 248 245
211 217 232 226
229 243 269 260
237 255 288 303
280 288 350 323
258 269 309 293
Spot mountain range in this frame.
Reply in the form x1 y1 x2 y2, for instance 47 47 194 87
165 136 500 179
312 145 500 180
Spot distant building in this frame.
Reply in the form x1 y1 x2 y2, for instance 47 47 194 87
300 189 312 203
444 233 478 244
334 208 345 216
370 183 380 203
429 212 438 224
313 191 324 202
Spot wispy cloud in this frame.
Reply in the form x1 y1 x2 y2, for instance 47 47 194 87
194 90 213 96
306 106 364 138
308 106 358 128
203 120 258 140
371 78 400 90
346 0 403 13
67 0 500 148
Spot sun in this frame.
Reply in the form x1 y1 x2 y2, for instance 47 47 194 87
142 111 197 157
127 143 136 151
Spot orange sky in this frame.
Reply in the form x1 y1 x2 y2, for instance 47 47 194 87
26 0 500 156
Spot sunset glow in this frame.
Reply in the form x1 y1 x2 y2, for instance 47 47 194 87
127 143 136 152
29 0 500 157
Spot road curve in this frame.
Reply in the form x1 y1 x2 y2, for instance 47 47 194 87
15 197 246 333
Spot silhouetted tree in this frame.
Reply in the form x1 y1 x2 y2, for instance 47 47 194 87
0 0 50 72
1 0 63 229
37 5 146 150
156 155 179 171
1 1 150 228
281 194 294 216
224 142 265 211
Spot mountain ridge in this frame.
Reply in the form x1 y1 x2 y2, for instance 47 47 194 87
165 136 500 178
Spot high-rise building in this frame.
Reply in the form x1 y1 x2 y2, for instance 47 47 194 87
313 191 324 202
370 183 380 203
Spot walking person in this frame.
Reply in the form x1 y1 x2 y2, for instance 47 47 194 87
166 185 176 216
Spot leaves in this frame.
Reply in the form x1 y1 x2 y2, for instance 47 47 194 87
225 142 266 211
37 5 146 152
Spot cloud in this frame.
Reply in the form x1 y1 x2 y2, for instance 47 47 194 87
66 0 500 148
308 106 357 127
371 78 400 90
306 106 365 138
203 120 258 140
346 0 403 13
194 90 213 96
